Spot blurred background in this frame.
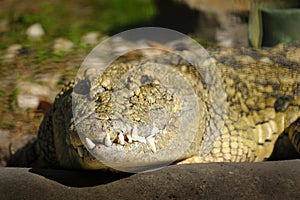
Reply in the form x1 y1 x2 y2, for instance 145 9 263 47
0 0 300 166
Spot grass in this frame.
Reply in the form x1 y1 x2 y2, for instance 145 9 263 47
8 87 19 112
0 0 157 76
0 0 156 49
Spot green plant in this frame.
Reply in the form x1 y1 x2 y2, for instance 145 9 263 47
8 87 19 111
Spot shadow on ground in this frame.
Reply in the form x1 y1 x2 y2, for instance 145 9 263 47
29 168 131 187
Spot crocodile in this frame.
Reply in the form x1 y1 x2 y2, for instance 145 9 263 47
7 40 300 172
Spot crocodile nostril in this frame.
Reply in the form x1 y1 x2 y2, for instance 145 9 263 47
274 96 292 112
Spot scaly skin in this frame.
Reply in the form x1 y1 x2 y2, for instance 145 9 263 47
7 41 300 171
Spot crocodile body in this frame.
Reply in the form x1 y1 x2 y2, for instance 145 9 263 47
7 41 300 172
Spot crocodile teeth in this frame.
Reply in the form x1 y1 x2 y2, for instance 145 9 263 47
104 133 112 147
118 133 125 145
77 147 84 158
132 125 139 138
126 133 132 143
146 136 156 153
85 138 95 150
151 125 159 137
132 125 146 143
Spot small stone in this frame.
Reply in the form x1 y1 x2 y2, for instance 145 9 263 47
17 82 56 109
53 38 74 53
81 32 100 45
17 94 40 109
26 23 45 40
2 44 22 61
218 39 233 47
34 73 61 89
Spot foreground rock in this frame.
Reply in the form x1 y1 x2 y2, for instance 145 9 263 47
1 161 299 199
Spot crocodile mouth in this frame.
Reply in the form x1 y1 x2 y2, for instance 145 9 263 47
75 117 203 172
74 144 94 160
70 120 172 171
71 62 206 172
83 123 162 153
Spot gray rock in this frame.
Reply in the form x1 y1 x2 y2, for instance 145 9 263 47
1 161 299 199
26 23 45 40
17 82 57 109
2 44 22 62
17 94 40 109
81 32 101 45
52 38 74 53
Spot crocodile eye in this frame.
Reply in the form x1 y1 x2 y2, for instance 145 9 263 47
73 80 90 95
140 75 151 84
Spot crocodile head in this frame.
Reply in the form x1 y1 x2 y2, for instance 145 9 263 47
67 62 209 172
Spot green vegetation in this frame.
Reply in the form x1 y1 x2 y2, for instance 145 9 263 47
0 0 156 131
0 0 157 69
8 87 19 112
0 0 156 49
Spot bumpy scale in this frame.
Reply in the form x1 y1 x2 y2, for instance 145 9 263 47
7 42 300 171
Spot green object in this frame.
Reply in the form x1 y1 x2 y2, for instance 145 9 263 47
248 0 300 47
261 8 300 46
